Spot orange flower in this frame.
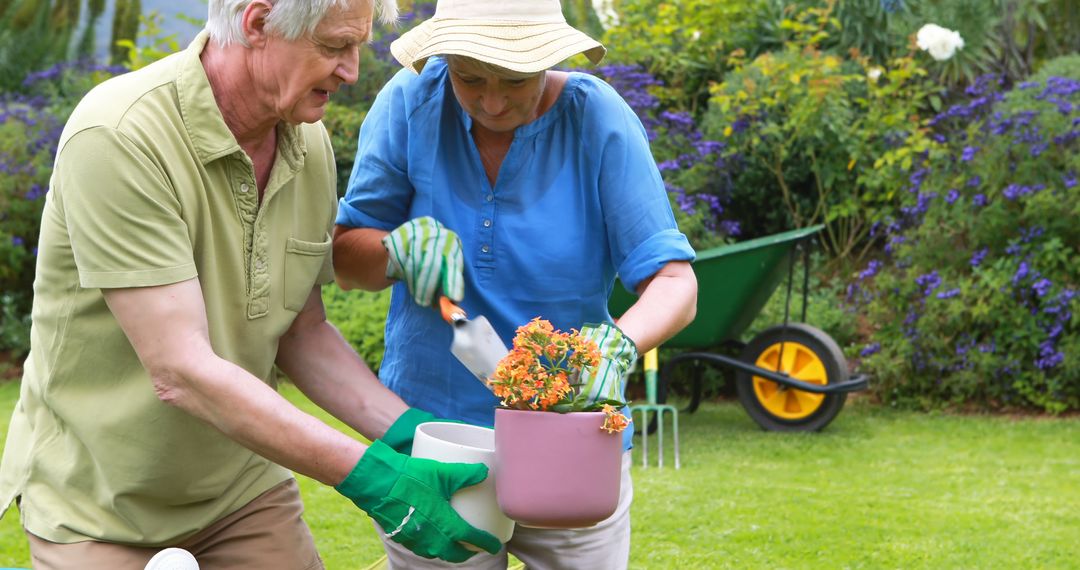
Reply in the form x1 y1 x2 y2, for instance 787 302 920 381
600 404 629 434
487 316 624 425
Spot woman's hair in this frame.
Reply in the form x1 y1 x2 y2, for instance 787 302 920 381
206 0 398 47
443 54 543 81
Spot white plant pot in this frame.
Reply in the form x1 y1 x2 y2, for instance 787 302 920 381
412 422 515 548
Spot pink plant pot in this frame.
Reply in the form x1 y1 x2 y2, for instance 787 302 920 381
493 408 622 528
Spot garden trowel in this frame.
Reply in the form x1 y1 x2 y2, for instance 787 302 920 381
439 296 509 390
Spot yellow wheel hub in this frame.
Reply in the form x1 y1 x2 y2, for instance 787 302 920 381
752 341 828 419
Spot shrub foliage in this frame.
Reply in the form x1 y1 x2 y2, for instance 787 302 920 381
849 60 1079 412
0 61 122 355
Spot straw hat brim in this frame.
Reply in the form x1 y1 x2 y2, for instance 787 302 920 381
390 19 606 74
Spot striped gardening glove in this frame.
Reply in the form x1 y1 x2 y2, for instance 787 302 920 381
383 217 464 307
578 323 639 405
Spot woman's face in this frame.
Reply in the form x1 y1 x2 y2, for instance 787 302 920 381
447 58 546 133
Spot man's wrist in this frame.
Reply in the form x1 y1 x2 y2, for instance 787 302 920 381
336 440 402 508
381 407 438 454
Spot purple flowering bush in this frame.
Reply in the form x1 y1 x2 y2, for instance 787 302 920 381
0 97 54 355
0 61 123 355
850 57 1080 413
649 107 741 248
589 64 740 249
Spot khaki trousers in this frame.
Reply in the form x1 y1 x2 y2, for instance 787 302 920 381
25 479 323 570
379 452 634 570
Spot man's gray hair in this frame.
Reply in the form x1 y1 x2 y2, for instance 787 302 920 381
206 0 399 47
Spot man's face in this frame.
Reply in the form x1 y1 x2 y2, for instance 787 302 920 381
258 0 372 124
447 59 546 134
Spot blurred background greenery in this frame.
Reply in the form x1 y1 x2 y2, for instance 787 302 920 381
0 0 1077 413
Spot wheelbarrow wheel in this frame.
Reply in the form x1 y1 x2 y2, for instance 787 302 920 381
735 323 848 432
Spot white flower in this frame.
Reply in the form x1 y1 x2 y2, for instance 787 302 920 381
916 24 965 61
868 67 883 81
690 30 702 41
591 0 620 29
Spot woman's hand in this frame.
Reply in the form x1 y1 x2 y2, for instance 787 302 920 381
383 216 465 306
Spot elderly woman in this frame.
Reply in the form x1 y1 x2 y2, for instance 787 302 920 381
0 0 505 568
332 0 699 568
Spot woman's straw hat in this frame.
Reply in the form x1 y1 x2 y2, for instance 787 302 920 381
390 0 606 74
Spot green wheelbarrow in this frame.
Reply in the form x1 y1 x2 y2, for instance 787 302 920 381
610 225 868 435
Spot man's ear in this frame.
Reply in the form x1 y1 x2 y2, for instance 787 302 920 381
241 0 273 47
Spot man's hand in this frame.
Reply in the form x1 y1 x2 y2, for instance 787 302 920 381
578 323 639 404
337 441 501 562
383 217 464 306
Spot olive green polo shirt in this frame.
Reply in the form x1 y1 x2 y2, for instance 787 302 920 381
0 31 338 545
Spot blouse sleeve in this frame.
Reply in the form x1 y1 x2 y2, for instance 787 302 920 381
335 68 419 231
585 80 695 293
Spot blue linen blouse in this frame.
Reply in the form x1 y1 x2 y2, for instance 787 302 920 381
337 58 695 446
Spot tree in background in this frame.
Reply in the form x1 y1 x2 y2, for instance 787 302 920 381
109 0 141 64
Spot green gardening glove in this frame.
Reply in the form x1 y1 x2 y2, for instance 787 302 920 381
336 440 501 562
383 217 464 306
381 408 439 455
578 323 639 405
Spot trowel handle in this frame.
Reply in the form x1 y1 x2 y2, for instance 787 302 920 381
439 296 467 324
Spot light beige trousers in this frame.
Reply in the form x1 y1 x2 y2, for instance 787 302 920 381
25 479 323 570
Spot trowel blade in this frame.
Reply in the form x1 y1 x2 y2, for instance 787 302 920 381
450 315 510 384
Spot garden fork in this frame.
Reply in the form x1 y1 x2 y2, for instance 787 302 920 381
629 348 680 469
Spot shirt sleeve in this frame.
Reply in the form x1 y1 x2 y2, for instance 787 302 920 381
336 68 418 231
57 126 197 289
585 81 696 293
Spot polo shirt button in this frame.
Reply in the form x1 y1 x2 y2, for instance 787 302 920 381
481 245 490 253
485 194 494 202
240 183 250 193
255 259 265 269
483 219 492 227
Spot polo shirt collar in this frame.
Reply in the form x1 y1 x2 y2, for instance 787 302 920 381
175 31 306 166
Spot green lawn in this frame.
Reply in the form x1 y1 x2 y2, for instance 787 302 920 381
2 380 1079 568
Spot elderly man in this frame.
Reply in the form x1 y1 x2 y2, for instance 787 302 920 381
0 0 500 568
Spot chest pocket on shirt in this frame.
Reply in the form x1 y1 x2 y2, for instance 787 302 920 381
284 235 332 311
